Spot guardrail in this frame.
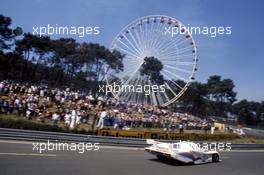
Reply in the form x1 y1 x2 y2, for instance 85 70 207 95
0 127 264 149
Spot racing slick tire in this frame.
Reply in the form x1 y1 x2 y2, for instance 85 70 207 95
212 153 220 162
157 154 164 160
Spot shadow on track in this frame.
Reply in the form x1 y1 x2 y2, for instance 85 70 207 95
148 158 195 166
148 156 221 167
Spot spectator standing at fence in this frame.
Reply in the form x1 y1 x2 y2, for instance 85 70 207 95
52 111 60 125
211 125 215 134
64 112 71 127
97 108 107 129
70 108 77 129
179 123 184 134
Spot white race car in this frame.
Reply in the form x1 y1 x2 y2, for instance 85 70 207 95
145 139 220 164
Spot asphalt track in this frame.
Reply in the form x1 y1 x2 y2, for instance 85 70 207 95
0 140 263 175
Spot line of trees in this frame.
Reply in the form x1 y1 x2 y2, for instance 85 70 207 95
0 14 263 126
179 75 236 117
177 74 264 126
0 14 124 95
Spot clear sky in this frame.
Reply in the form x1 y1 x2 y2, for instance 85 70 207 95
1 0 263 102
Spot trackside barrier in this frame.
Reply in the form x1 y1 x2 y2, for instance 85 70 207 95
98 129 239 140
0 128 264 149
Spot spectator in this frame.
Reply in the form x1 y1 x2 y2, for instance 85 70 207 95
97 109 107 129
0 80 213 131
52 112 60 125
179 123 184 134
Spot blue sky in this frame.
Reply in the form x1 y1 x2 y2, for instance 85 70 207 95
1 0 263 102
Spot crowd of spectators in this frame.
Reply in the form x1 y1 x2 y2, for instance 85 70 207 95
0 80 212 131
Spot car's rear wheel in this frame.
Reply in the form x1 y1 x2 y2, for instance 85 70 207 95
212 154 219 162
157 155 164 160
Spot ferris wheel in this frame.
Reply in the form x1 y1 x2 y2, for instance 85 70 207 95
106 15 198 106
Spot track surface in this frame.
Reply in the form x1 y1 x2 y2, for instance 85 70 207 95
0 140 263 175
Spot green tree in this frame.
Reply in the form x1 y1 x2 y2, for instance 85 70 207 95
140 56 164 84
206 75 237 117
179 82 208 116
16 33 52 63
233 100 264 126
15 33 53 81
0 14 22 51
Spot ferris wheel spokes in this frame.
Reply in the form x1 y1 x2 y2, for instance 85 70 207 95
107 15 198 106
